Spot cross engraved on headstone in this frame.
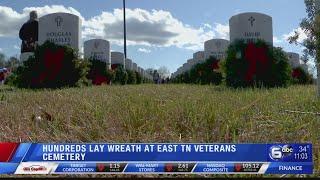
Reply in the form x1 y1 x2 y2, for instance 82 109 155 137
55 16 63 27
248 16 255 27
215 41 222 48
94 41 100 49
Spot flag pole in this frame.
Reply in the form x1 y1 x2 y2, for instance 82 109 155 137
315 0 320 97
123 0 127 59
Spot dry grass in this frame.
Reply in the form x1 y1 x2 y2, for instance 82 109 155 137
0 84 319 177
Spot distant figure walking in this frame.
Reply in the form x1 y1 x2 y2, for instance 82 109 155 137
19 11 39 53
0 68 7 85
152 70 161 84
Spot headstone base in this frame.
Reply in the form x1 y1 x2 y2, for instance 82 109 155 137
20 52 34 61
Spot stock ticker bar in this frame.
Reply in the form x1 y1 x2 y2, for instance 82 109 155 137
0 143 313 175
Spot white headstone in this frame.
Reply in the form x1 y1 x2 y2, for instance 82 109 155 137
204 39 229 60
39 13 81 50
177 67 182 75
132 62 138 72
125 58 133 70
193 51 205 62
84 39 110 68
286 52 300 68
111 52 125 68
182 63 191 73
187 58 197 69
229 12 273 45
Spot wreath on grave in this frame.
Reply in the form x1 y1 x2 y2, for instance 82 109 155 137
87 59 114 85
111 64 119 70
7 41 90 88
291 67 312 84
188 56 223 85
112 65 128 85
126 69 137 84
134 70 142 84
225 40 291 88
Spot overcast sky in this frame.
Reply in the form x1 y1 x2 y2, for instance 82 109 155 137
0 0 310 73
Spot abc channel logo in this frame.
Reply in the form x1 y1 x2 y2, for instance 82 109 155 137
269 145 294 160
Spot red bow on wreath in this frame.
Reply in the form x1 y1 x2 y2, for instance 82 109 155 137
91 70 109 85
93 74 108 85
210 61 219 70
44 48 64 80
111 64 119 70
32 48 65 84
244 43 268 82
292 69 301 78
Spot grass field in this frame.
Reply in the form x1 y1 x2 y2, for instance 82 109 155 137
0 84 319 177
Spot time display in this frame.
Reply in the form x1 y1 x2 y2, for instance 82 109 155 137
294 153 308 160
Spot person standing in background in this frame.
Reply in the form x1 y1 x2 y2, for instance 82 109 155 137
19 11 39 53
0 69 5 85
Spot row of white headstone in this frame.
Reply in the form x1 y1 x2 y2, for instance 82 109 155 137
172 39 230 78
286 52 308 72
20 12 153 81
172 12 308 78
83 39 152 80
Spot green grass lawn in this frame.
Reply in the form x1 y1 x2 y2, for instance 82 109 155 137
0 84 319 177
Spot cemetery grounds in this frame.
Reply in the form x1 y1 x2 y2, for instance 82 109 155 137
0 84 319 177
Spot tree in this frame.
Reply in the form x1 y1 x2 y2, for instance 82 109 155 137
0 53 5 67
288 0 320 97
301 53 309 64
157 66 170 79
145 68 155 74
6 56 21 70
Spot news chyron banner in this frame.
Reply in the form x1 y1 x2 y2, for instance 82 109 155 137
0 143 313 175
